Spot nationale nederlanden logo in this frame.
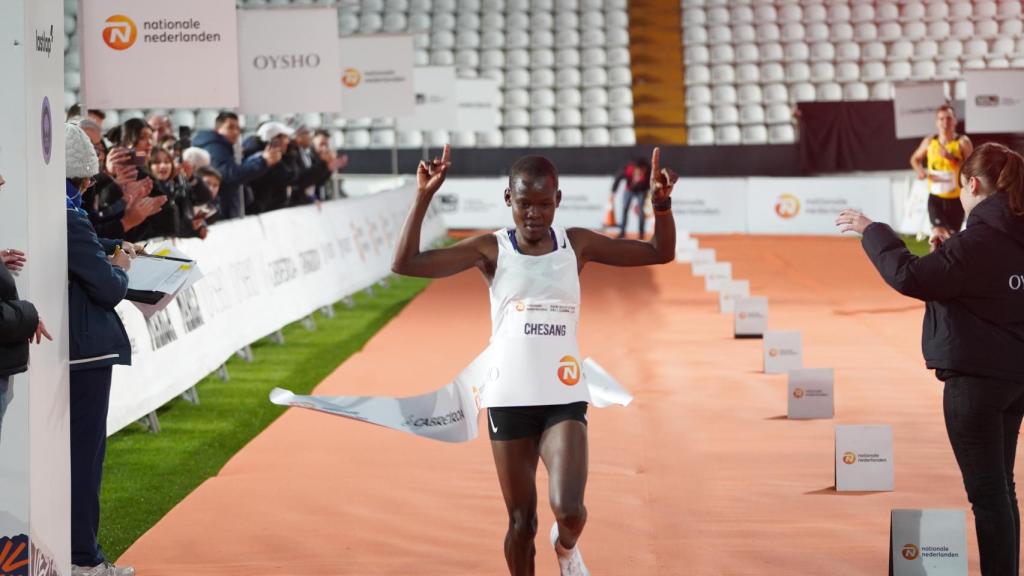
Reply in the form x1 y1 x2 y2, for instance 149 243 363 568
842 451 857 465
103 14 137 50
792 388 805 399
775 193 801 219
768 348 779 357
342 68 362 88
557 355 580 386
901 544 920 560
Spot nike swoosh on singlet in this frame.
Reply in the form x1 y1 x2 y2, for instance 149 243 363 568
489 411 498 433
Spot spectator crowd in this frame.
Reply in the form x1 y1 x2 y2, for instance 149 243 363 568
68 106 350 242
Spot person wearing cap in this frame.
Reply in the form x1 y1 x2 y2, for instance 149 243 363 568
65 123 136 576
192 111 282 219
242 121 299 214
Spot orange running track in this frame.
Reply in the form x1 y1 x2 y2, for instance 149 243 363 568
120 236 993 575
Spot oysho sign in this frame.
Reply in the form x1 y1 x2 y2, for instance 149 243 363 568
238 7 340 113
81 0 239 109
1010 274 1024 291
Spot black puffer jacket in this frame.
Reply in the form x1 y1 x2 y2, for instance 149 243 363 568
862 191 1024 381
0 265 38 377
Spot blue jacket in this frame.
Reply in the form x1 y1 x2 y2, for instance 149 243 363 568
192 130 268 220
67 208 131 371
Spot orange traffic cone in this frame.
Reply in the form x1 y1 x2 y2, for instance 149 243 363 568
603 195 617 227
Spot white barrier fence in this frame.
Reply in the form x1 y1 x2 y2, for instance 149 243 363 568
107 185 446 434
435 175 895 235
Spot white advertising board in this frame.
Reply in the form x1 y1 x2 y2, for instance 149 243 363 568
747 177 892 235
339 34 415 119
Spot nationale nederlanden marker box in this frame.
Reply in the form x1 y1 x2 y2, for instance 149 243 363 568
787 368 834 419
763 330 802 374
890 509 967 576
835 425 893 492
734 296 767 338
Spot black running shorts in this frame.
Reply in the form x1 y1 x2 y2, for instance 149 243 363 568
928 194 965 231
486 402 588 441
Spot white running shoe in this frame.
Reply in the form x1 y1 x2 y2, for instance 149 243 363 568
550 522 590 576
71 562 135 576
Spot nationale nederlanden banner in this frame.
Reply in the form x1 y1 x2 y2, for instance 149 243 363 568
338 34 415 119
237 7 341 114
80 0 239 109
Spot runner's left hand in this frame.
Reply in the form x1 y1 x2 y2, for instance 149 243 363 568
836 209 873 234
649 147 678 204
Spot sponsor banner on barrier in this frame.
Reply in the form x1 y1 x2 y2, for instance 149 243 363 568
108 186 446 434
897 178 932 237
237 7 341 114
670 178 748 233
966 70 1024 134
894 82 948 139
398 66 458 130
735 296 768 338
747 177 892 235
457 77 501 132
718 280 750 314
691 248 717 276
81 0 239 108
891 509 968 575
787 368 834 419
764 331 802 374
835 425 894 492
338 34 415 119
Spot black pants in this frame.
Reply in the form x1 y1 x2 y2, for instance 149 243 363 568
928 194 965 232
618 190 648 239
942 370 1024 575
70 366 112 567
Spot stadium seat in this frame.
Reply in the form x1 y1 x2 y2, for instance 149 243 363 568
736 63 760 84
768 123 796 144
688 126 715 145
871 81 894 100
835 62 859 82
610 127 636 146
760 42 784 62
715 125 741 145
806 23 830 43
557 48 582 68
532 68 556 87
742 125 768 144
686 85 713 106
557 128 583 147
791 82 816 102
582 87 608 107
398 130 424 149
712 85 738 105
531 128 556 147
584 107 610 126
582 67 608 87
1002 19 1024 37
607 47 631 67
786 62 811 82
781 23 805 42
504 128 530 147
912 60 937 79
738 84 763 105
609 107 634 127
608 67 632 86
887 61 912 80
430 49 455 66
558 67 582 87
940 39 964 59
687 105 713 126
878 22 902 42
976 20 999 39
478 130 504 148
830 23 854 42
713 105 740 125
816 82 842 101
739 104 765 125
532 48 555 67
557 87 583 108
451 131 477 147
329 130 346 150
785 41 810 61
850 4 873 23
583 127 611 146
756 23 781 43
556 108 582 127
505 88 529 108
854 22 878 42
345 129 371 149
765 103 791 124
763 83 789 104
998 1 1022 21
810 42 835 62
836 42 860 62
504 108 530 127
974 1 997 21
530 88 556 108
711 44 735 64
951 21 974 39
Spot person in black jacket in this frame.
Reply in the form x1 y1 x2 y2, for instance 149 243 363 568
192 112 281 220
1 174 53 443
65 123 136 576
242 122 297 214
837 142 1024 576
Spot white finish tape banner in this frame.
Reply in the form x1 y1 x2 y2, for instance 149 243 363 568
237 7 341 114
398 66 458 130
339 34 415 119
81 0 239 109
107 186 446 434
966 70 1024 134
747 177 892 235
270 357 632 443
894 82 948 139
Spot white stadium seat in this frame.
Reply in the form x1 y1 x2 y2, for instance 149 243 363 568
531 68 556 87
916 40 939 60
738 84 763 105
889 40 914 61
765 103 791 124
786 61 811 82
768 123 795 144
763 84 789 104
973 1 997 21
688 126 715 145
478 129 503 147
785 41 810 61
878 22 902 42
345 129 371 149
583 127 611 146
712 85 738 104
850 4 872 23
687 85 713 106
610 128 635 146
912 60 937 79
830 23 854 42
713 104 739 125
940 39 964 59
791 82 816 102
715 125 741 145
887 61 913 80
936 59 962 78
583 87 608 107
530 88 556 108
556 108 582 127
557 128 583 147
1002 19 1024 37
756 23 781 43
976 20 999 39
904 21 926 41
505 88 529 108
951 21 975 39
854 22 878 42
557 48 582 68
742 125 768 144
806 23 830 43
398 130 424 148
871 81 894 100
760 42 784 62
836 62 859 82
532 48 555 67
557 87 583 108
609 107 634 126
583 107 609 126
998 1 1022 20
558 67 582 87
687 105 713 126
810 42 835 62
505 128 529 147
816 82 842 101
531 128 556 147
735 43 759 63
711 44 735 64
739 104 765 125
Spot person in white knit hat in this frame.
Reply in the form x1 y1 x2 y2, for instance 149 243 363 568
65 122 136 576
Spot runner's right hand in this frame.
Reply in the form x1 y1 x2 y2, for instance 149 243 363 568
417 144 451 197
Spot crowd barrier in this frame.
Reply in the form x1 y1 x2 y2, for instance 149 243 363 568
107 185 446 434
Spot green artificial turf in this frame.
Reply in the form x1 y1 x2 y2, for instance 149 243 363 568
100 275 430 560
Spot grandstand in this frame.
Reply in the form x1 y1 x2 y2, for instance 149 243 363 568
60 0 1024 153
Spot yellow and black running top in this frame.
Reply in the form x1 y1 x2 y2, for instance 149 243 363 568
927 136 964 199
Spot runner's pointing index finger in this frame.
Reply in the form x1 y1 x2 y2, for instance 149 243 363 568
651 147 661 177
441 143 452 166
